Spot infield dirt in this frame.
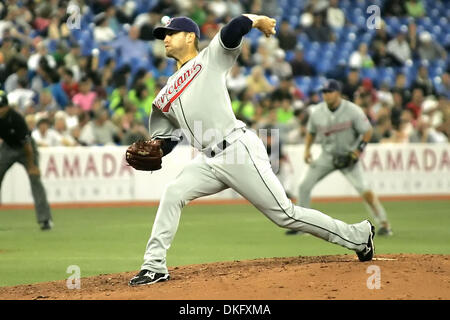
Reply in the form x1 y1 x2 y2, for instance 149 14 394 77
0 254 449 300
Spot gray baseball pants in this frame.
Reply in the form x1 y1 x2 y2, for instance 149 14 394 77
141 130 372 274
0 141 52 224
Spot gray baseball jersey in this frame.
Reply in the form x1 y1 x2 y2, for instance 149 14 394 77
140 32 373 275
307 99 372 155
149 33 246 150
299 99 372 208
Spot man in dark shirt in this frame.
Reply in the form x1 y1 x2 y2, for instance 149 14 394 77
0 91 53 230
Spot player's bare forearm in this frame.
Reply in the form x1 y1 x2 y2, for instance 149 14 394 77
304 132 315 151
353 129 372 158
242 14 276 37
361 129 372 143
304 132 315 164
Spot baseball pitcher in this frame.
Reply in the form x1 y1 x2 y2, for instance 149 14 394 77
125 15 375 286
286 80 392 236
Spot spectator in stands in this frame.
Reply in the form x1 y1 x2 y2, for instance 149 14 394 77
7 77 35 114
207 0 228 20
259 0 281 17
390 89 405 128
305 12 335 42
188 0 208 28
121 119 150 145
78 53 100 84
405 0 426 18
252 42 274 72
342 68 361 101
105 5 121 34
349 43 375 69
271 77 294 113
109 78 134 118
406 87 425 120
305 90 322 107
72 76 97 112
64 42 81 79
93 13 116 43
271 48 293 80
200 10 220 42
382 0 407 17
300 4 314 28
393 73 412 103
246 65 273 96
381 109 414 143
61 68 79 99
48 70 70 109
226 0 244 18
36 89 58 114
407 20 419 58
79 108 121 146
286 103 309 144
437 72 450 99
374 82 395 119
27 41 56 72
326 0 345 29
370 115 392 143
0 37 17 65
412 65 436 97
31 117 63 147
226 64 248 100
369 20 391 52
112 25 150 64
435 95 450 138
4 59 28 93
48 15 70 40
409 114 448 143
135 9 162 41
290 47 315 77
372 41 403 67
237 38 253 68
53 111 78 146
232 87 256 126
128 83 153 122
387 27 411 64
152 57 173 81
63 102 80 130
277 20 297 51
417 31 447 62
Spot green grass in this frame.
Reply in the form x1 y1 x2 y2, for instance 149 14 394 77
0 200 449 287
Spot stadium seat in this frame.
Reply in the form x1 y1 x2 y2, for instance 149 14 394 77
360 68 377 81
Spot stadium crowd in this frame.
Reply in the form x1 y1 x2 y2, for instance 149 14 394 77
0 0 448 148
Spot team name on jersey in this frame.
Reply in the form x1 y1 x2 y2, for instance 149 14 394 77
153 62 203 113
318 121 352 136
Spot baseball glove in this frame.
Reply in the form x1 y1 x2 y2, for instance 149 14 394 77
332 152 358 169
126 140 163 171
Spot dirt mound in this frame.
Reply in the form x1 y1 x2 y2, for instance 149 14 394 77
0 254 449 300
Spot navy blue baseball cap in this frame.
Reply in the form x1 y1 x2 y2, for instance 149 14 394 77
320 79 341 93
153 17 201 40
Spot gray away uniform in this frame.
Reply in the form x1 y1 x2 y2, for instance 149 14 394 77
141 33 372 274
299 100 388 225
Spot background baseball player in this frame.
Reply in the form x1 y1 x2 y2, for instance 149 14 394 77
286 80 392 237
0 91 53 230
125 15 375 286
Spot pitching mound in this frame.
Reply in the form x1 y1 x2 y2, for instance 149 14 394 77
0 254 449 300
